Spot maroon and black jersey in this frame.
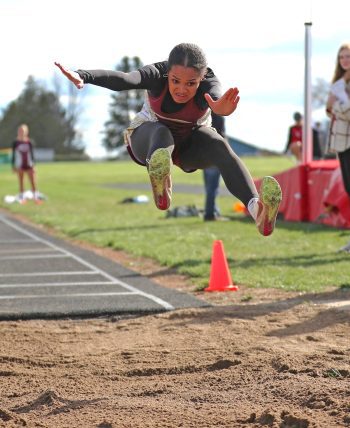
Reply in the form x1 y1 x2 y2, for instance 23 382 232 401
148 84 208 143
12 140 35 170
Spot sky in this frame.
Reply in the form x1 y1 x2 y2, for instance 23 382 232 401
0 0 349 158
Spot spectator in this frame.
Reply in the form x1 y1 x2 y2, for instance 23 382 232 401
285 112 303 162
314 121 327 158
285 112 322 161
326 42 350 252
326 42 350 196
11 124 42 204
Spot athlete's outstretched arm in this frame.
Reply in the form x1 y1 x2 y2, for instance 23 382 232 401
55 62 147 92
54 62 84 89
204 88 240 116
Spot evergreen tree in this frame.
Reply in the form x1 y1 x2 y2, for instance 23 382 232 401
0 76 84 155
102 56 144 151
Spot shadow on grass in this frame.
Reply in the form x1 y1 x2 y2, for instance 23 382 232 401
227 214 350 235
157 251 350 272
227 252 350 269
68 222 175 237
68 212 348 238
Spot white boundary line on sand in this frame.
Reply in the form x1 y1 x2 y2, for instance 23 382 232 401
0 215 174 310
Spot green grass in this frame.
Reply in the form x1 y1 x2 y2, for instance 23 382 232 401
1 156 349 293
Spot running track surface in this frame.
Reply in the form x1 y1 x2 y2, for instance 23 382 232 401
0 213 210 321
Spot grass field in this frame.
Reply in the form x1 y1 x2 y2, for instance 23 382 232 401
1 156 349 292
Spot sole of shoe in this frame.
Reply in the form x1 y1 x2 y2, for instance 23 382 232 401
148 148 172 210
257 176 282 236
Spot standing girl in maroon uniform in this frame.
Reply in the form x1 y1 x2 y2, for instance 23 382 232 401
285 112 303 163
11 124 40 204
55 43 282 236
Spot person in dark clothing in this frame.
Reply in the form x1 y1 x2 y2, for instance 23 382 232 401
55 43 282 236
11 124 41 204
203 113 225 221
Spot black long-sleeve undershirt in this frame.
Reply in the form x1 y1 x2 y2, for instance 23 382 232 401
76 61 222 111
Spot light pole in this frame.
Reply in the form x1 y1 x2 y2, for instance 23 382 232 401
303 21 313 164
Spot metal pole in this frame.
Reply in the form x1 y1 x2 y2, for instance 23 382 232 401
303 22 313 164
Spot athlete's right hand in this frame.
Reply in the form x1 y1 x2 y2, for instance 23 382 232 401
204 87 240 116
54 62 84 89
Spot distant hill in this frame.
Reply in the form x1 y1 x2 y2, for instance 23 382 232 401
111 134 279 161
227 135 279 156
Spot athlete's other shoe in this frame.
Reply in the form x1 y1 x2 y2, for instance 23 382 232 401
17 193 27 205
148 148 172 210
338 241 350 253
34 191 45 205
256 176 282 236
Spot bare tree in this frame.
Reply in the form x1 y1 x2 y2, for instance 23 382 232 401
312 78 330 109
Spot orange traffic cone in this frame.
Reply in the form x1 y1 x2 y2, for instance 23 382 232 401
204 240 239 292
232 201 246 213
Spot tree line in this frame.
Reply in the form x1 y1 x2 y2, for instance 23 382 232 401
0 75 84 156
0 56 144 158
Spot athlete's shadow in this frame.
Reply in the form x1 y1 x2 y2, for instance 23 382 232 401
163 287 350 337
228 214 348 235
163 250 350 272
69 221 179 237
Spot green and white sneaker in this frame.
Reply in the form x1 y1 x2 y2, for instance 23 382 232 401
148 148 172 210
256 176 282 236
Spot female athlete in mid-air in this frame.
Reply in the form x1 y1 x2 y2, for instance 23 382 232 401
55 42 281 236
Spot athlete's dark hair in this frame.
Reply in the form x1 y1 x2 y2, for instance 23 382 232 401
168 43 208 74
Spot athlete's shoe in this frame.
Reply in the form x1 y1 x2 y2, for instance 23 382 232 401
256 176 282 236
34 191 45 205
338 242 350 253
148 148 172 210
17 194 27 205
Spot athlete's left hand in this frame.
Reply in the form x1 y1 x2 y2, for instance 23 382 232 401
204 88 240 116
54 62 84 89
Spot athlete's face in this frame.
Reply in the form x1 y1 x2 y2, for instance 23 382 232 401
339 48 350 71
168 65 203 104
17 125 29 141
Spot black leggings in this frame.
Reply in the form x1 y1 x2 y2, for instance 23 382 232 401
338 148 350 198
130 122 258 206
